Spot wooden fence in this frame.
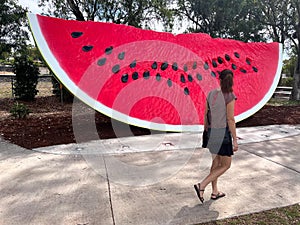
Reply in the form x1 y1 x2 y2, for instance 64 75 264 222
0 72 52 98
273 86 293 100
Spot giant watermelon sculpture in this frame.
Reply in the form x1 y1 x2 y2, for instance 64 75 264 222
28 14 283 132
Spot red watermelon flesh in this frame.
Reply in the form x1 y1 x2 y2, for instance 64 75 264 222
28 14 283 132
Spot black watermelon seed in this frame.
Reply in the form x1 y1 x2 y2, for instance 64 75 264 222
112 65 120 74
152 62 158 69
232 64 237 70
105 46 113 55
184 87 190 95
204 62 209 70
196 73 202 81
156 73 161 81
211 71 216 77
183 64 188 72
217 57 223 64
132 72 138 80
253 67 258 72
121 74 128 83
130 60 137 68
193 62 197 69
143 71 150 79
97 58 106 66
118 52 125 60
234 52 240 58
212 59 218 68
225 54 231 61
172 62 178 71
82 45 93 52
240 68 247 73
161 62 168 70
188 74 193 82
167 79 172 87
180 74 186 83
246 58 251 65
71 32 83 38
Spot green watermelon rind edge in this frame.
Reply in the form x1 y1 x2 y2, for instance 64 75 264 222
27 13 283 132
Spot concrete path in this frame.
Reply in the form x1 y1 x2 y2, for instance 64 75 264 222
0 125 300 225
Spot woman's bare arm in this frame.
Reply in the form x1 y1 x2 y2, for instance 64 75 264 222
226 100 238 151
204 101 209 131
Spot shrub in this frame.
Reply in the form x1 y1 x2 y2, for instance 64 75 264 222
13 53 39 101
10 102 31 119
280 77 294 87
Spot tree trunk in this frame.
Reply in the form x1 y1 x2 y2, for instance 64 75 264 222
67 0 85 21
292 50 300 100
292 19 300 100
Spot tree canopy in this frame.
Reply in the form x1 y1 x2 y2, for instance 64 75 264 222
37 0 174 30
175 0 266 42
0 0 29 60
254 0 300 99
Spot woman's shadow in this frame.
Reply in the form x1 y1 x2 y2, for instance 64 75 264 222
168 200 219 225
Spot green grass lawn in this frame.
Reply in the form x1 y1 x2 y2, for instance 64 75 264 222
197 203 300 225
267 98 300 106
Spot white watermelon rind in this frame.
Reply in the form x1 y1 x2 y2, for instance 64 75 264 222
27 13 283 132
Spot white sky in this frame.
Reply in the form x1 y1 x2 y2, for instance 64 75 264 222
18 0 42 14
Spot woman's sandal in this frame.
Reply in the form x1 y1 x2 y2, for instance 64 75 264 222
211 192 226 200
194 183 205 203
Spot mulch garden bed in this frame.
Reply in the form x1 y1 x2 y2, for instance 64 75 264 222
0 96 299 149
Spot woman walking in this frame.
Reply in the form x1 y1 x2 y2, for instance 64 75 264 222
194 69 239 203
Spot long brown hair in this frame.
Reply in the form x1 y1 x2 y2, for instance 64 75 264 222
219 69 233 93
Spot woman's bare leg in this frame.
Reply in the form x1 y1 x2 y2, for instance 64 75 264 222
199 155 232 198
210 155 220 194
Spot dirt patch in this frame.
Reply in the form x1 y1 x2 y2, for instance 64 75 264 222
0 96 300 149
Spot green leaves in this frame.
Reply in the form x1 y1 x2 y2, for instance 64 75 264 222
0 0 29 59
176 0 266 42
13 52 39 101
37 0 174 30
10 102 31 119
